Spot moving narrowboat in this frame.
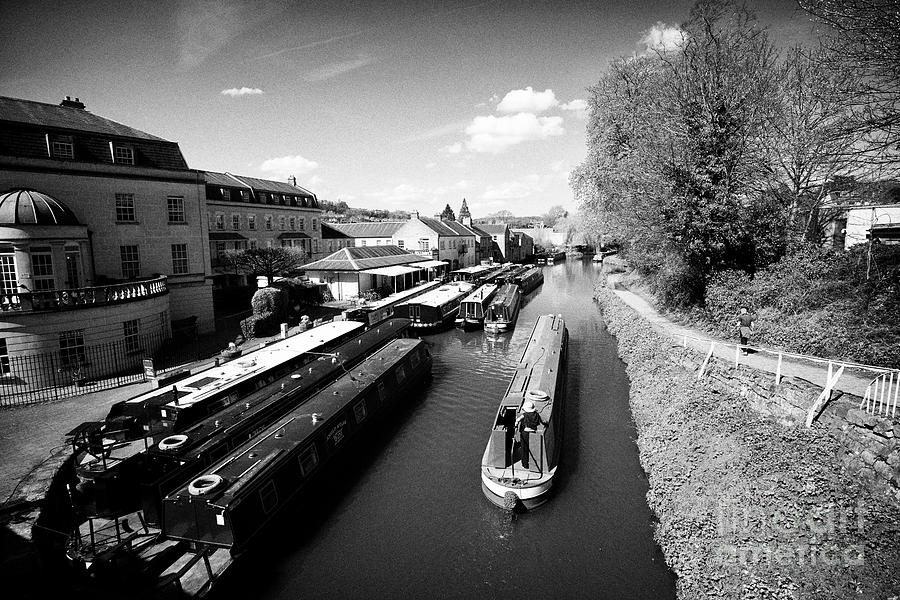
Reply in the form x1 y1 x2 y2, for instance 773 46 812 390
455 284 499 329
66 320 411 536
394 281 474 329
98 320 365 440
156 338 432 595
513 266 544 295
481 314 568 509
483 284 522 333
344 280 443 326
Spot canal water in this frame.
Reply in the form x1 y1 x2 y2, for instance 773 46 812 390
224 259 675 600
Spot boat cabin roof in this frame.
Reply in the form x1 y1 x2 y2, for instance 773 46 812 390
400 281 473 308
362 280 443 310
489 283 521 308
461 283 498 305
504 314 566 416
125 321 364 410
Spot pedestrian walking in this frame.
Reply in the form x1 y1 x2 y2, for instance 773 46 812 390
737 306 754 355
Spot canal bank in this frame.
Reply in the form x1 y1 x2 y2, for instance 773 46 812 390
594 279 900 598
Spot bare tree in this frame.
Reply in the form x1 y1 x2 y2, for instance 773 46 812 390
797 0 900 156
223 247 307 286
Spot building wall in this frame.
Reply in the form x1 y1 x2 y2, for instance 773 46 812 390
207 202 324 259
349 237 393 248
307 271 361 301
844 206 900 249
0 166 215 332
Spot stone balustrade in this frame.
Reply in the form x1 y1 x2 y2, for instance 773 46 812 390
0 276 168 313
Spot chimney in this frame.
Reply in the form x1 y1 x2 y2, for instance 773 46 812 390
288 175 297 186
60 96 85 109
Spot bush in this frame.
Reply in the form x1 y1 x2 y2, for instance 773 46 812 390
251 287 286 318
240 311 279 339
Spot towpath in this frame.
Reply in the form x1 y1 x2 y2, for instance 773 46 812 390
607 280 880 399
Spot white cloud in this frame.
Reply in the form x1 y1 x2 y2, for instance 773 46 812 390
497 87 558 114
465 113 564 154
303 55 376 81
442 142 463 154
560 99 588 120
259 154 319 179
425 162 437 169
221 87 264 97
307 174 324 186
640 22 686 54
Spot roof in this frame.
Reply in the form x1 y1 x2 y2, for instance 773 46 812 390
303 245 425 272
362 265 420 277
479 224 509 235
278 232 310 239
410 260 446 268
321 223 352 239
0 96 168 142
0 189 81 226
328 221 404 238
203 171 316 197
417 216 474 237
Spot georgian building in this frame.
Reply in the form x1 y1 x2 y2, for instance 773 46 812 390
204 172 323 287
0 95 215 386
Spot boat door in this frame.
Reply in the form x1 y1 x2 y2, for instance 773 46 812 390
409 304 421 321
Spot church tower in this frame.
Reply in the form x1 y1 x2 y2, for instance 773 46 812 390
458 198 472 226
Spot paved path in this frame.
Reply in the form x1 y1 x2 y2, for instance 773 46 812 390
610 285 880 399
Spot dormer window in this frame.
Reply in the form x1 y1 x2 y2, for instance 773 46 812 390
50 135 74 160
113 145 134 165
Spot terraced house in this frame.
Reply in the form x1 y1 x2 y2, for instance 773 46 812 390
0 95 214 389
204 172 323 288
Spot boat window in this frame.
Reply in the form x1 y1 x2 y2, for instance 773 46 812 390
259 480 278 514
396 363 407 384
298 444 319 476
353 399 367 423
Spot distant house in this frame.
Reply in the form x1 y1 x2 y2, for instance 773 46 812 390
823 180 900 249
479 223 519 262
511 229 535 261
328 212 478 269
303 245 446 301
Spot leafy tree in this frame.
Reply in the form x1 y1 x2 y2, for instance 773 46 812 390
223 247 307 286
543 205 568 227
440 204 456 221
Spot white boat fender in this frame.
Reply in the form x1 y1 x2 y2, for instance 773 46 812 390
188 474 225 496
525 390 549 402
158 434 189 451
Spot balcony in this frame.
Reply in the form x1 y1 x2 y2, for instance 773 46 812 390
0 276 168 313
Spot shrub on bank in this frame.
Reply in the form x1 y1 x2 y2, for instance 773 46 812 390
239 311 279 340
700 245 900 369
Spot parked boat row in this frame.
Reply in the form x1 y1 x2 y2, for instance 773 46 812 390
481 314 568 509
344 280 443 326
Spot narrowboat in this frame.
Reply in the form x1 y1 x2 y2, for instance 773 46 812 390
513 266 544 295
156 338 431 595
99 320 365 440
481 314 568 509
394 281 474 329
450 264 496 283
344 280 443 326
483 283 522 333
483 264 515 284
455 284 499 330
66 319 410 536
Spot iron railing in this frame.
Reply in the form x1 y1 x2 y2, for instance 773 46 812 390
0 277 168 313
0 328 198 407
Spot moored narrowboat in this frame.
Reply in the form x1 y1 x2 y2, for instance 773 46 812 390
394 281 474 329
154 338 431 595
483 283 522 333
455 284 499 329
513 266 544 295
345 280 443 326
450 264 496 283
65 320 411 537
98 320 365 441
481 314 568 510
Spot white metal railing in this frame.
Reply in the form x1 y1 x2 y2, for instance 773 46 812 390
860 370 900 419
678 333 894 427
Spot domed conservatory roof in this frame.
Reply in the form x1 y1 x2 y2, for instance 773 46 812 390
0 189 81 226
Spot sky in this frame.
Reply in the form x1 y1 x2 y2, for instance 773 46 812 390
0 0 811 218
